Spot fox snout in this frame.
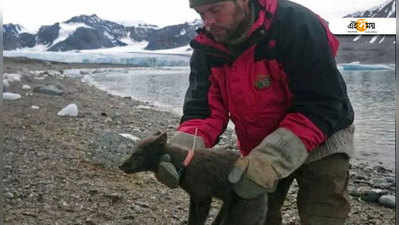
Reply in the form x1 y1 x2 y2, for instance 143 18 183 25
119 156 144 174
119 161 131 173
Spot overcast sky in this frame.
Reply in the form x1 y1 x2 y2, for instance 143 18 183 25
1 0 388 32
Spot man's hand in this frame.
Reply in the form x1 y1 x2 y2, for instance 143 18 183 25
156 131 205 188
228 128 309 199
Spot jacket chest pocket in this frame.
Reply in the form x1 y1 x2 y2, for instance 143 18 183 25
250 61 283 106
243 61 290 123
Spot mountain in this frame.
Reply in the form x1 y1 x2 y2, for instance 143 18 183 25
335 0 395 63
3 14 199 52
48 15 129 51
37 23 61 46
344 0 395 18
3 24 36 50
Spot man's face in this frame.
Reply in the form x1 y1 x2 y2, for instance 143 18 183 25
194 0 250 43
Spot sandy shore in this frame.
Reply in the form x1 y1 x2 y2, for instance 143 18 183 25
1 57 395 225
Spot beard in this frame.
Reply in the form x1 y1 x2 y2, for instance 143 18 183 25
207 2 252 44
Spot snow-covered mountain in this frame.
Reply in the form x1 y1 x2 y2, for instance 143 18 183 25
3 24 36 50
344 0 395 18
335 0 395 63
146 20 201 50
3 14 201 52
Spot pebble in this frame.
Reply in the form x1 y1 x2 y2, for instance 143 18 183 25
33 84 64 96
105 193 122 202
378 195 395 208
119 133 140 142
3 79 10 88
4 73 22 82
373 165 392 174
62 201 69 207
86 216 96 225
3 92 21 100
5 192 14 199
135 201 150 208
371 178 392 189
22 84 31 90
385 177 395 184
360 189 388 203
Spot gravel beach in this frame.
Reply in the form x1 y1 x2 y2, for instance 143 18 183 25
1 57 395 225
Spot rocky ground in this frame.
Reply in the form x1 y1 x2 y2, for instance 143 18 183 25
1 57 396 225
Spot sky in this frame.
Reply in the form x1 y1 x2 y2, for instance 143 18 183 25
1 0 389 32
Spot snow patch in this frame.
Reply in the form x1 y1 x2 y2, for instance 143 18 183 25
353 36 361 42
188 19 203 28
18 25 39 34
31 105 40 110
387 0 396 17
51 23 92 47
378 36 385 44
104 31 114 40
180 29 186 36
115 19 159 29
369 36 378 44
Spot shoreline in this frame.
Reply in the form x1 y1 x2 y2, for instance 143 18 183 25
2 57 395 224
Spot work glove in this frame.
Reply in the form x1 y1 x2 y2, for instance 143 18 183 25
228 128 308 199
156 131 205 188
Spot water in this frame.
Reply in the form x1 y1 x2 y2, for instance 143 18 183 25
82 67 190 114
84 67 395 171
343 70 395 171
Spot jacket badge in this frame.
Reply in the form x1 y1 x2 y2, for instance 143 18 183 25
255 74 271 90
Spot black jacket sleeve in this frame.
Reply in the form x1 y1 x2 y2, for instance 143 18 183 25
181 49 212 123
276 1 354 137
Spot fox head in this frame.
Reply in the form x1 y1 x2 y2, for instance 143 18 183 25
119 131 167 173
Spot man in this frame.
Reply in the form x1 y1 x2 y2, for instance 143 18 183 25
158 0 355 224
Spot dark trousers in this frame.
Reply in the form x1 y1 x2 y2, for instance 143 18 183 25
265 153 350 225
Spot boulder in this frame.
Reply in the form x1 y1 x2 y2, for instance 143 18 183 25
33 84 64 96
57 103 78 117
3 92 21 100
378 195 395 208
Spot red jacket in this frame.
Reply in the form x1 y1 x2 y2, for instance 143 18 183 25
178 0 354 156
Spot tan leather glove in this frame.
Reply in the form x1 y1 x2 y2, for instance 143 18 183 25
156 131 205 188
228 128 308 199
168 131 206 150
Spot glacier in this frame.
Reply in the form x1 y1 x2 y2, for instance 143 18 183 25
4 50 190 67
5 48 395 70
